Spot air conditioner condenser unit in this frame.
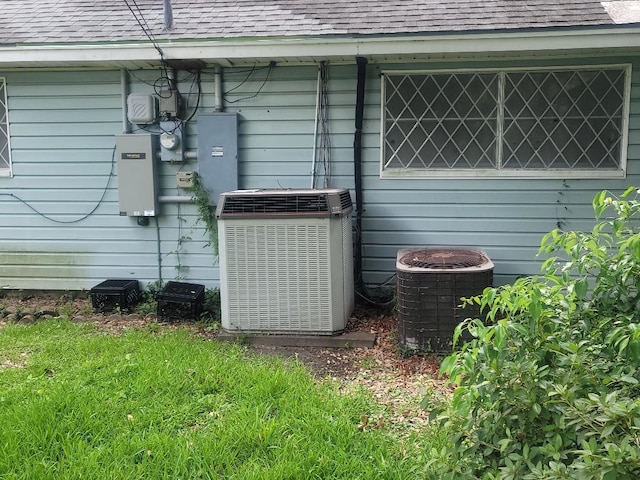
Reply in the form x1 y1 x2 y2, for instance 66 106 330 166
216 188 354 335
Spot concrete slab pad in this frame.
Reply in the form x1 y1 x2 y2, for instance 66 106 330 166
216 330 376 348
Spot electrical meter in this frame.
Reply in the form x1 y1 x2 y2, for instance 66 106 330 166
159 121 184 162
160 132 180 150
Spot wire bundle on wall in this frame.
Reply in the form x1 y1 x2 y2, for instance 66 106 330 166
318 62 331 188
224 62 275 105
312 62 331 189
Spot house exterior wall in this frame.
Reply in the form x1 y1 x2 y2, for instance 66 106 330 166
360 56 640 285
0 55 638 290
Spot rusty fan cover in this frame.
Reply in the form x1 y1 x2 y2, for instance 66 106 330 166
399 248 489 269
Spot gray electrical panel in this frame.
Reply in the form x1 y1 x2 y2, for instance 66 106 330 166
197 113 239 204
116 134 159 217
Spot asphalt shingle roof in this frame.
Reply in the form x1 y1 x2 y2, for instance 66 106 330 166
0 0 636 45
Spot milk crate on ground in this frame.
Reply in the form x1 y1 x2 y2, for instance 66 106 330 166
90 279 140 313
157 281 205 322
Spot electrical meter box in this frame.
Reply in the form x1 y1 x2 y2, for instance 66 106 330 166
159 121 184 162
116 134 159 217
197 113 238 205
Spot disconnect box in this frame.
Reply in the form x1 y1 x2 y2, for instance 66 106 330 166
116 134 159 217
196 113 238 204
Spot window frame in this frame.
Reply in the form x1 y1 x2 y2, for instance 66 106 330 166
0 77 12 178
380 64 632 179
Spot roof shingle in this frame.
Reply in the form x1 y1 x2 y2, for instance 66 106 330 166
0 0 635 45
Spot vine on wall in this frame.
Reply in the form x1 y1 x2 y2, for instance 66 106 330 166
187 173 219 257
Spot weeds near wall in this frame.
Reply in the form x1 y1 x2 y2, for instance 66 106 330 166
187 173 219 257
134 280 164 316
430 187 640 479
165 172 217 282
167 204 191 280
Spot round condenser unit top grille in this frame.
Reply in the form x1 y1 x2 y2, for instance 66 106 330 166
396 247 494 272
400 248 487 269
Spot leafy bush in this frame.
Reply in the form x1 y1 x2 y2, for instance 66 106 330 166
431 187 640 479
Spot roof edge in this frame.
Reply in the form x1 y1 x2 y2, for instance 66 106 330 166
1 27 639 68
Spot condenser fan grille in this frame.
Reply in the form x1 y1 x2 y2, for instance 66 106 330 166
399 248 489 269
222 194 329 215
338 190 352 211
217 189 353 218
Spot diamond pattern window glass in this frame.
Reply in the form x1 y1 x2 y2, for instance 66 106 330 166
384 72 499 170
382 66 629 177
503 69 626 170
0 78 10 176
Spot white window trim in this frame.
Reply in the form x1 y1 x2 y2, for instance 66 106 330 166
0 77 12 177
380 64 632 180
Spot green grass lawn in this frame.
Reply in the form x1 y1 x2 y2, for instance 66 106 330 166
0 319 429 479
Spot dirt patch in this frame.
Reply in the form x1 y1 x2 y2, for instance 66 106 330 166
0 293 449 433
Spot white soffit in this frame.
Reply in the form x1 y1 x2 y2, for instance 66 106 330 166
602 1 640 23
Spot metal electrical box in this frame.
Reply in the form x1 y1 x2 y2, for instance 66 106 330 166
159 121 184 162
197 113 238 204
127 93 157 125
116 134 159 217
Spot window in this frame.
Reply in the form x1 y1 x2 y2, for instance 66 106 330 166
382 65 630 178
0 77 10 177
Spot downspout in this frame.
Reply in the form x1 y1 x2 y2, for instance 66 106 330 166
353 57 367 291
214 65 224 112
120 69 130 134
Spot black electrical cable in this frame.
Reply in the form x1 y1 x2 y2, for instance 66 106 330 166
224 62 275 104
223 64 273 96
153 74 175 98
155 216 163 284
0 146 116 224
126 69 157 87
123 0 166 63
224 64 256 95
180 70 202 123
355 289 395 307
227 64 271 76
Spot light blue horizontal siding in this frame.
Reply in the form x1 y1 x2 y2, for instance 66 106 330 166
356 57 640 285
0 69 216 290
0 55 639 291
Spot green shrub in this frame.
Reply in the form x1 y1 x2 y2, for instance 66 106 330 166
431 187 640 479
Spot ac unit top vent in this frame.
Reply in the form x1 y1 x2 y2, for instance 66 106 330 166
397 247 494 273
216 188 352 218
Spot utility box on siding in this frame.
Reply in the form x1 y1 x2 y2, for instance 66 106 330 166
196 113 238 205
116 134 159 217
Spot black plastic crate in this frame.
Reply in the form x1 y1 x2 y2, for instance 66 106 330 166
91 279 140 313
157 281 205 322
